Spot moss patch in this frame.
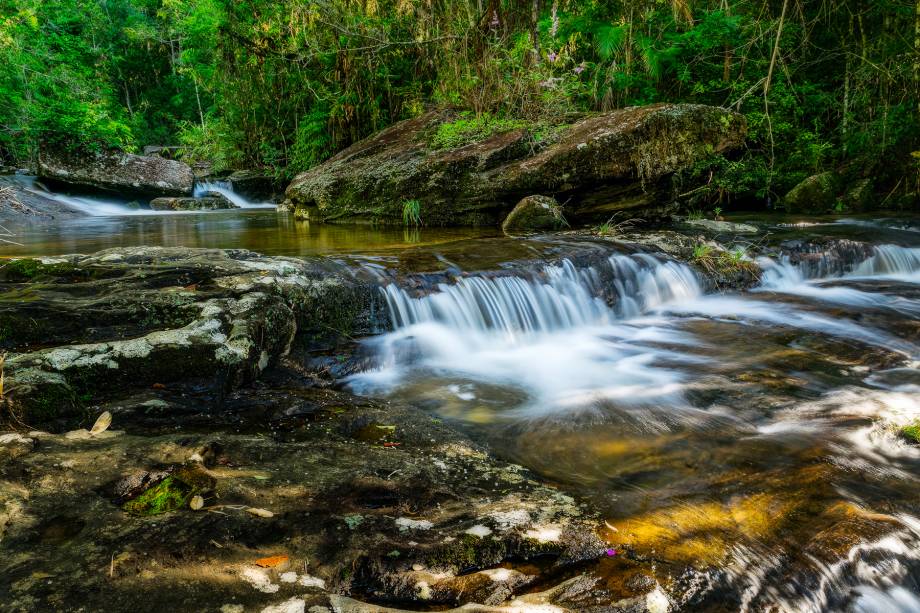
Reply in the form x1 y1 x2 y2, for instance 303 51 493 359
0 259 79 282
430 113 530 149
122 476 193 516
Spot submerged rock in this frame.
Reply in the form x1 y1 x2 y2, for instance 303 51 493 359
38 148 194 197
149 196 237 211
285 104 746 226
0 380 630 612
501 195 566 233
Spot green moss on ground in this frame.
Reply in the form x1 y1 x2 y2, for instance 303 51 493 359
0 259 79 282
122 476 193 516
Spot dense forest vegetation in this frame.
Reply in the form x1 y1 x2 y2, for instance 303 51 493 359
1 0 918 207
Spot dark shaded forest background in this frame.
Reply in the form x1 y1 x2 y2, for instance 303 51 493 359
1 0 918 207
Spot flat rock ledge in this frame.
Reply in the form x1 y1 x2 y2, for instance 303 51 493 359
0 247 378 423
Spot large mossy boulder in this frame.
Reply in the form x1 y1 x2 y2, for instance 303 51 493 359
782 171 842 214
285 104 746 226
38 148 195 197
502 195 565 233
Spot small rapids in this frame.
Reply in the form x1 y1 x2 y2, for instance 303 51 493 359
193 180 275 209
350 241 920 611
11 175 273 215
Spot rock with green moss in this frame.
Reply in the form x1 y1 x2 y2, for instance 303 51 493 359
120 464 216 516
285 104 746 226
783 172 842 214
501 195 565 234
842 178 874 212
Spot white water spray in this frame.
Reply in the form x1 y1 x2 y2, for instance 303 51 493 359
193 180 275 209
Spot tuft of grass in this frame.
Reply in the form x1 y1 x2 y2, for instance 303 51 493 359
686 209 705 221
692 243 758 276
402 199 421 226
595 213 642 236
900 422 920 444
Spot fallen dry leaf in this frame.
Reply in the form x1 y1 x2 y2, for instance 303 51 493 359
152 383 166 390
90 411 112 435
255 555 289 568
246 507 274 518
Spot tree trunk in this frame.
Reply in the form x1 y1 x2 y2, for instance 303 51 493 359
531 0 540 60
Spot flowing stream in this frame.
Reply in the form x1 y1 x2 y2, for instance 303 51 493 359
349 240 920 612
5 182 920 611
11 174 272 215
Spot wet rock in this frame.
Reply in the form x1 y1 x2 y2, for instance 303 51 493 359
38 148 194 197
0 381 629 612
0 432 34 463
227 170 284 202
149 196 237 211
285 104 746 226
783 171 841 214
842 177 874 212
682 218 759 234
1 247 379 423
501 195 566 233
119 464 216 515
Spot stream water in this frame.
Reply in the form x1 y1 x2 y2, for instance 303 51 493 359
348 232 920 612
4 182 920 611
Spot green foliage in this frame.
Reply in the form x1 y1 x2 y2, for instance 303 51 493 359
431 113 529 149
900 423 920 444
0 0 914 205
402 199 421 226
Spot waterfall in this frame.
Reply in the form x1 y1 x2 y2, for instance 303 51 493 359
850 245 920 280
608 254 702 318
11 175 146 216
193 180 274 209
382 254 701 334
760 244 920 289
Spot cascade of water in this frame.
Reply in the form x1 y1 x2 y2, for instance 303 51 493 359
851 245 920 280
609 254 702 317
12 175 146 216
194 180 274 209
382 254 702 334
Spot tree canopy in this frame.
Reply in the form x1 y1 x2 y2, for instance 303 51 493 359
1 0 918 205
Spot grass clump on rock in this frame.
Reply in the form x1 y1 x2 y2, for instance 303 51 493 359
899 423 920 444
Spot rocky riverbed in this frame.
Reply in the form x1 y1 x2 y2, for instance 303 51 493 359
3 218 920 612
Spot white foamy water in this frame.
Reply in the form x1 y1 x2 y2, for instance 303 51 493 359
194 180 275 209
349 241 920 609
12 175 154 216
10 174 275 215
755 246 920 315
353 255 706 417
